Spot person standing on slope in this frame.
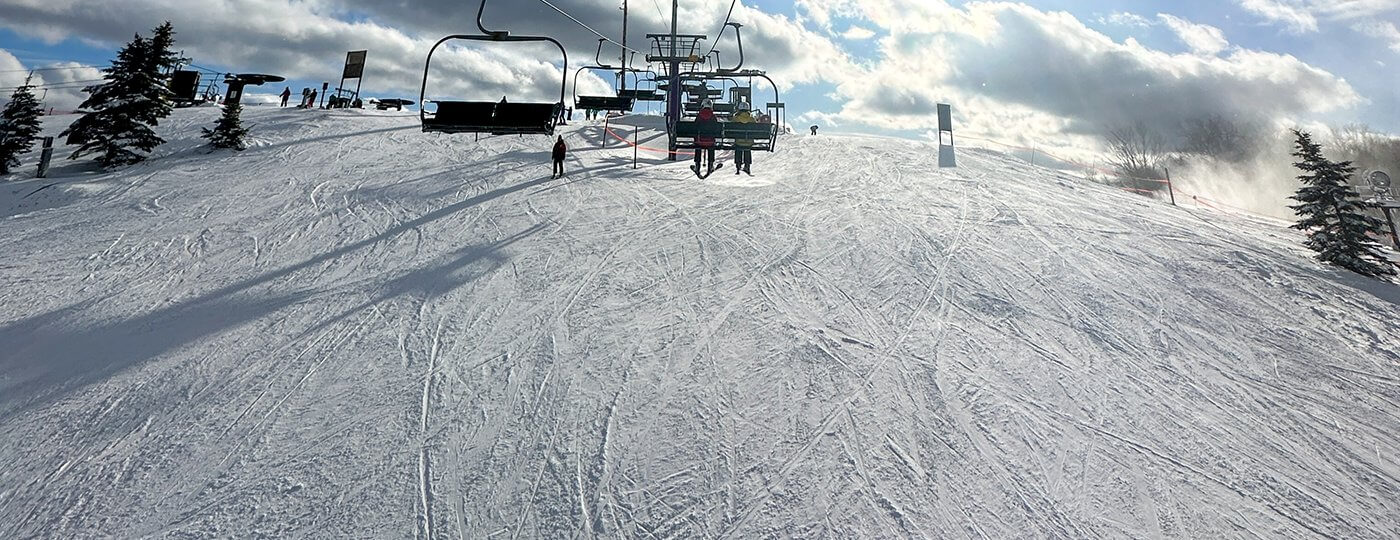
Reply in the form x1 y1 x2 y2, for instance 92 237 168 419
552 135 567 179
733 102 755 175
280 87 292 107
692 100 719 176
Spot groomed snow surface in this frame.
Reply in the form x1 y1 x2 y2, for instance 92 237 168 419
1 107 1397 539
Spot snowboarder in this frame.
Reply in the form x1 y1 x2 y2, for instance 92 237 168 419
307 90 318 109
552 136 567 179
733 105 755 175
280 87 291 107
810 125 819 136
691 100 719 178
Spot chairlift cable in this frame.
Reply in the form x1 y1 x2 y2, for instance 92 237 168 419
536 0 645 55
0 64 108 74
0 78 109 92
183 63 228 77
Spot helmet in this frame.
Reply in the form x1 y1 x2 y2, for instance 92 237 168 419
701 99 713 109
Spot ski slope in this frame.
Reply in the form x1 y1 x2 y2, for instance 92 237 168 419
1 107 1397 538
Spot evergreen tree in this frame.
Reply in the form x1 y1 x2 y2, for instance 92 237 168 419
60 28 175 168
1288 129 1397 278
148 21 187 100
202 102 249 151
0 76 45 175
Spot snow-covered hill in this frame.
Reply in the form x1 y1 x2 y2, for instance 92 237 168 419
1 106 1397 538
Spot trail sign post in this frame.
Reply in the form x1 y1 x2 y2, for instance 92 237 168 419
938 103 956 168
339 50 368 105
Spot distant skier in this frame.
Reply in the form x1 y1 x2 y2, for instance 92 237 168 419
552 136 567 179
810 125 819 136
279 87 291 107
733 104 755 175
307 90 318 109
691 100 719 178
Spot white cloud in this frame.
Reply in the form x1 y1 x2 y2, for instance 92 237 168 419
1157 14 1230 55
0 50 103 112
796 1 1361 160
1235 0 1400 34
1355 20 1400 53
1237 0 1320 33
1099 12 1153 29
841 26 876 40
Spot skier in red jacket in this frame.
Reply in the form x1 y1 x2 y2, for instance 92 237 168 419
552 136 567 179
691 100 718 176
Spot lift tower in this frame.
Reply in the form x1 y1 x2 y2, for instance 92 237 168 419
647 2 707 161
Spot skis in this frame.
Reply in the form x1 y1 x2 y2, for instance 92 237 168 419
690 161 727 179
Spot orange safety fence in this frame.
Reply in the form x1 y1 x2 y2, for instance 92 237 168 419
600 117 696 157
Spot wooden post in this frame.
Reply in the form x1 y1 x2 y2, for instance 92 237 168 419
1165 168 1177 206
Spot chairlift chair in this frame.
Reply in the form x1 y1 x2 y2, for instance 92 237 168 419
615 67 664 102
573 39 639 114
671 70 782 152
419 0 567 135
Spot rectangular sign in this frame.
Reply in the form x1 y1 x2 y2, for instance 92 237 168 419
937 103 953 133
343 50 368 79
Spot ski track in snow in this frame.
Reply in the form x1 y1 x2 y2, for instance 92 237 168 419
1 108 1398 539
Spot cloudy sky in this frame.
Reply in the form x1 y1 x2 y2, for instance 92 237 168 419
0 0 1396 156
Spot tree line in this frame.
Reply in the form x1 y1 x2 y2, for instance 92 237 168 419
0 21 246 175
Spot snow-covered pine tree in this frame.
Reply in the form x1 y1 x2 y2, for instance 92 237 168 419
148 21 186 97
203 102 249 151
1288 129 1397 278
0 76 45 175
60 28 174 168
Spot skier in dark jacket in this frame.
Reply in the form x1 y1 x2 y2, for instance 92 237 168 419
692 100 718 176
280 87 291 107
552 136 567 179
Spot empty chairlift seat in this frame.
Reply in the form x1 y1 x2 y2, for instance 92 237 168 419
617 89 663 102
424 101 497 133
493 102 563 133
423 101 562 135
574 95 635 112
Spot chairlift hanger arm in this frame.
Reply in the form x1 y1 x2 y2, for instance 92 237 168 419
714 22 745 73
592 39 617 69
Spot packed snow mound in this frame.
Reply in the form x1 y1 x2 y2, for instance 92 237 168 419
2 107 1397 538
